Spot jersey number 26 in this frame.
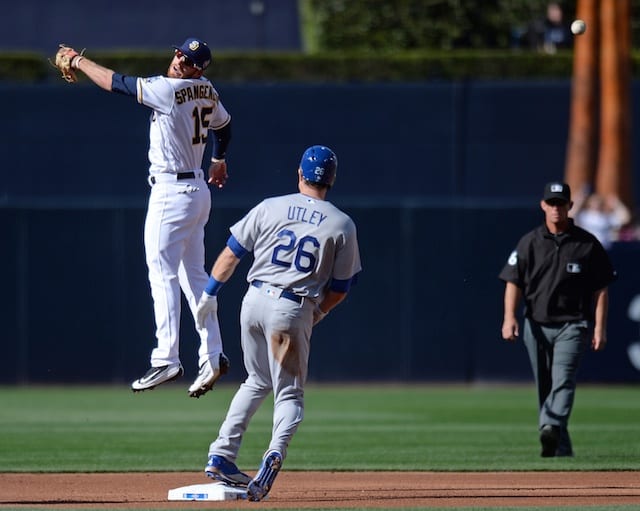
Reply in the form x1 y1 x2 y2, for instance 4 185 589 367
272 229 320 272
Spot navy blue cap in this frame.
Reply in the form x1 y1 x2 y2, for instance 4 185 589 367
172 37 211 70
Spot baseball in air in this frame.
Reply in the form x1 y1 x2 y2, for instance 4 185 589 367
571 19 586 35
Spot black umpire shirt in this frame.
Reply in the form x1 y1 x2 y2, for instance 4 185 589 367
498 220 616 324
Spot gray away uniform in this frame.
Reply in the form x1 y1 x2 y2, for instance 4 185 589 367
209 192 361 461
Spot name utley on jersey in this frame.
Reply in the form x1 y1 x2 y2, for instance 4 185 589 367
137 76 230 173
231 192 361 299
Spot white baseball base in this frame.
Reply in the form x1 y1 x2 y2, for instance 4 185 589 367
168 482 247 501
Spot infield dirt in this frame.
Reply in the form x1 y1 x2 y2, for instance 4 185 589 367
2 471 640 508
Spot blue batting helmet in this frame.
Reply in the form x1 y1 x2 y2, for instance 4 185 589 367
299 145 337 187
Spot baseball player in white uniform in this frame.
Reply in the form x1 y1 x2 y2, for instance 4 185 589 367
195 145 361 501
63 38 231 397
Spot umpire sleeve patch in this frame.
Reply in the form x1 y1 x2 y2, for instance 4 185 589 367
507 250 518 266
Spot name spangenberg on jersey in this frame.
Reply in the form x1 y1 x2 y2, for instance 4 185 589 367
137 76 230 173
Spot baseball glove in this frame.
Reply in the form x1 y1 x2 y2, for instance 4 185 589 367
51 44 83 83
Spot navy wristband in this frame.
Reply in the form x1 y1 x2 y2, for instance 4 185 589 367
204 276 224 296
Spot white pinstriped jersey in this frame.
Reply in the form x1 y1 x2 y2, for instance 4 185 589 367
230 192 361 299
136 76 230 174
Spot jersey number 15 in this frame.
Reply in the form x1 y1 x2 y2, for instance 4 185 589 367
191 106 213 145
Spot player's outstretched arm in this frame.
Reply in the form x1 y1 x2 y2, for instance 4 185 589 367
73 55 116 91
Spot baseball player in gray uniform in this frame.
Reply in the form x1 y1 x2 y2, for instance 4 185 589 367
195 145 361 501
62 38 231 397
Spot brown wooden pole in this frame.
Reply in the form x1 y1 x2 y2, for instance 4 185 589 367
617 0 633 210
565 0 599 198
596 0 632 207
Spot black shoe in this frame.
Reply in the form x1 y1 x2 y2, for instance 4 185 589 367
131 363 183 392
555 427 573 457
540 424 559 457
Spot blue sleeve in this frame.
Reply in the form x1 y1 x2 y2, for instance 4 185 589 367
226 234 248 259
329 272 360 293
111 73 138 97
211 121 231 159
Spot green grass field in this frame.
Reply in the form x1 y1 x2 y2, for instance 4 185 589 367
1 384 639 511
2 383 639 473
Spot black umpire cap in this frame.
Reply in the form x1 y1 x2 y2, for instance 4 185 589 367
543 182 571 203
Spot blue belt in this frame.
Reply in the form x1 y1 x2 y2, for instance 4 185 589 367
251 280 302 304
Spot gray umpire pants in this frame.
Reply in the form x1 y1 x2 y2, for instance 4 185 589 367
522 318 590 454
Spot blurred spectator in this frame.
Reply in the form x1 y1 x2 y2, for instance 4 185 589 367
572 192 632 249
515 2 572 53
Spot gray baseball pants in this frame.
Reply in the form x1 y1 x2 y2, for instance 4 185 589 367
523 318 590 454
208 284 314 463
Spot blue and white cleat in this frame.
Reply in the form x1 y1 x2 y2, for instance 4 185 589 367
247 450 283 501
205 455 251 487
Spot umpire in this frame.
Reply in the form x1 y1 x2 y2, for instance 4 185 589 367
499 182 616 457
